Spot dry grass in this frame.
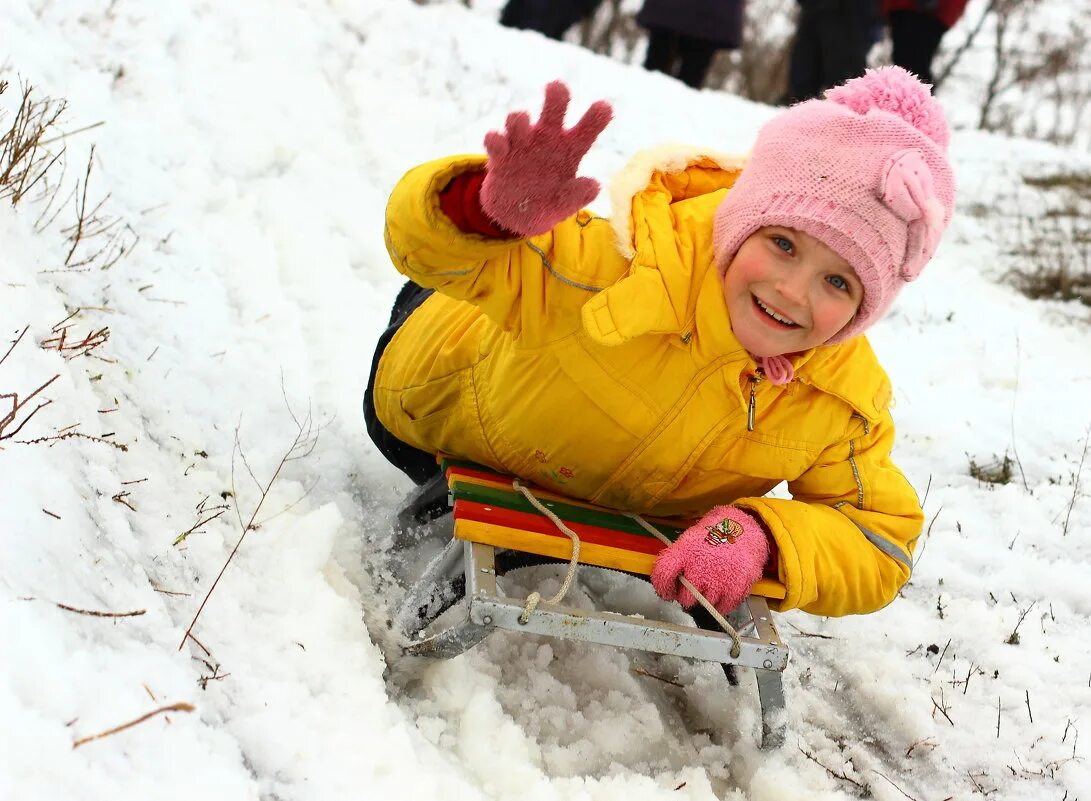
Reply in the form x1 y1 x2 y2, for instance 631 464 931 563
0 78 67 207
1005 173 1091 308
969 452 1015 485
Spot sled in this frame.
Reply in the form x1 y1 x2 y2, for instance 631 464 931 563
393 459 790 749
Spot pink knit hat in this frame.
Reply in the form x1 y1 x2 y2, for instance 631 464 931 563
713 67 956 343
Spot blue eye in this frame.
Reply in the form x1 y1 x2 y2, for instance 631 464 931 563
828 275 849 292
772 236 792 253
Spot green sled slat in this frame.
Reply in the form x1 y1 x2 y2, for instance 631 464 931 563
450 480 685 540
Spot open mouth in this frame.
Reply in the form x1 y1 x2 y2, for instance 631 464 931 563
753 295 800 328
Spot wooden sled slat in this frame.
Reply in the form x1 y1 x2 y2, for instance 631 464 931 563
441 457 786 600
449 481 686 540
454 518 660 574
452 512 785 600
443 460 687 528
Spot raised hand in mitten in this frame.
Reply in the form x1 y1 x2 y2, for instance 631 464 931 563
480 80 612 237
651 506 771 614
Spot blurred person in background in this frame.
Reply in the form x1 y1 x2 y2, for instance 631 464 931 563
782 0 882 103
636 0 745 89
499 0 603 41
884 0 969 84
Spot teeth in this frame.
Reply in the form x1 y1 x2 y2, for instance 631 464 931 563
755 297 797 326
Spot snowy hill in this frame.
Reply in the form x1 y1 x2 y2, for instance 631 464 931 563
2 2 1090 800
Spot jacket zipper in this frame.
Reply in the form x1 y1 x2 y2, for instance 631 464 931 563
747 371 763 431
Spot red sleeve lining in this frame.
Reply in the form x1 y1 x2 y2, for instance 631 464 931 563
439 171 515 239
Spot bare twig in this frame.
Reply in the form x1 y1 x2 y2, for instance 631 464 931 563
798 745 868 791
39 120 105 147
1 373 60 441
172 508 226 547
1006 601 1037 645
932 638 952 675
151 585 191 598
20 597 145 618
785 621 835 639
959 661 984 695
932 691 955 726
1063 424 1090 536
63 146 94 265
186 632 212 658
54 601 145 618
16 429 128 451
905 737 936 758
966 769 994 796
50 309 79 332
253 476 319 528
0 80 68 207
871 768 921 801
913 504 944 568
178 403 317 650
632 666 685 688
1009 338 1029 491
72 702 194 748
39 324 110 360
933 0 995 89
0 325 28 367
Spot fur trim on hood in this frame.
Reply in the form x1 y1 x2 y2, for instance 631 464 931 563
608 144 748 259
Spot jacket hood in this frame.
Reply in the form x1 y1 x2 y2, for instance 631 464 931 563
581 146 745 349
608 144 747 260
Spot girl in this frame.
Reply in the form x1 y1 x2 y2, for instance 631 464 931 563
366 67 955 619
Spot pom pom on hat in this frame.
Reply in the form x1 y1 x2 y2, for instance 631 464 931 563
825 66 950 150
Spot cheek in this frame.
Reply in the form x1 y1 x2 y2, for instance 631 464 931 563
812 295 859 332
724 253 766 292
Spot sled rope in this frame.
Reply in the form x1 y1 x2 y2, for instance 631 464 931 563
627 514 742 659
513 479 581 624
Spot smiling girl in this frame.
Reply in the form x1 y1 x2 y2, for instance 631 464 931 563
367 67 955 618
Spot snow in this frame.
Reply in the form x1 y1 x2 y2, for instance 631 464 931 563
2 1 1090 799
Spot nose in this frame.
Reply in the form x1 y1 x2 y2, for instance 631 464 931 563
773 270 809 308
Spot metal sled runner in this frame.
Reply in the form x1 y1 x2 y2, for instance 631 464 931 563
394 460 791 749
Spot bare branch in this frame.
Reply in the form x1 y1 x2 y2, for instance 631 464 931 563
64 145 94 266
1063 424 1090 536
16 429 128 451
172 508 227 547
0 373 60 440
20 596 145 618
179 407 319 650
0 325 28 368
1006 601 1037 645
72 702 194 749
798 745 868 792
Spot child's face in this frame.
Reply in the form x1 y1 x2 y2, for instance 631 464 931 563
722 227 863 357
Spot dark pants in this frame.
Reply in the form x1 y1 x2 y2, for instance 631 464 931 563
364 280 442 486
499 0 602 40
785 0 877 103
644 26 719 89
889 10 947 85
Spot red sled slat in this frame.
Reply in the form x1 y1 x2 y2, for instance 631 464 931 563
453 499 665 556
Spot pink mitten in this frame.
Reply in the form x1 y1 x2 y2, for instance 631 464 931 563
651 506 771 614
480 80 612 237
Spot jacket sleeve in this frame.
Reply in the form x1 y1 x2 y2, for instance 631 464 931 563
734 410 923 616
383 154 630 345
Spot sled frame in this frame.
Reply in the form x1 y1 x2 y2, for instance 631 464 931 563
394 474 789 749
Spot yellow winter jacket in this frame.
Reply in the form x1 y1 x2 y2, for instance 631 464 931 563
377 151 924 617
